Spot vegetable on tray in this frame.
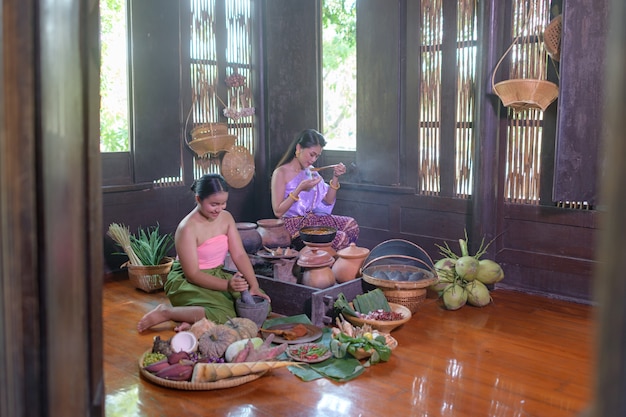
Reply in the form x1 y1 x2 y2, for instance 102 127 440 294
286 343 331 363
330 316 393 364
334 289 391 318
191 361 295 383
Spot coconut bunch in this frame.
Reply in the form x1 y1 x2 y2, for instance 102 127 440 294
430 232 504 310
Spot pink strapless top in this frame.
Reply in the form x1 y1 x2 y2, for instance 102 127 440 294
197 234 229 269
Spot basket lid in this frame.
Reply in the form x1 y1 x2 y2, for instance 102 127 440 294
365 239 434 269
361 264 437 290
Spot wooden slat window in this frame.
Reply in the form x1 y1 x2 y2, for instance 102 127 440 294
419 0 443 195
419 0 477 198
189 0 255 178
503 0 551 204
455 0 477 197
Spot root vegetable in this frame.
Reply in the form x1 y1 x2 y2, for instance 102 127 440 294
224 337 264 363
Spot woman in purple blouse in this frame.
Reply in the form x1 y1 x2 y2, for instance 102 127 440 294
270 129 359 250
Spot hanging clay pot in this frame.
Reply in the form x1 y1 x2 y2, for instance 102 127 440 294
332 243 370 283
256 219 292 249
297 249 336 289
236 222 263 254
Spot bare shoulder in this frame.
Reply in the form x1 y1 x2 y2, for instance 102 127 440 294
272 164 295 185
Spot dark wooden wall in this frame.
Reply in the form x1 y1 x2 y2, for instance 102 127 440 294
103 0 607 304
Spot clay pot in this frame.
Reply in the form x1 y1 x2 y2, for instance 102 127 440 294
256 219 292 249
236 222 263 254
332 243 370 283
300 241 336 258
297 249 336 289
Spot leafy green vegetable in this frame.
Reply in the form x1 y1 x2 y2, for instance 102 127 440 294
333 293 359 317
289 357 366 382
129 224 174 266
329 333 392 364
353 289 391 313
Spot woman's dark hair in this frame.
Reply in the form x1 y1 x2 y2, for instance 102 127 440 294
191 174 229 200
276 129 327 168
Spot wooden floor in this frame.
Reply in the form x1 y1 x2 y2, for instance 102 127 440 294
103 276 594 417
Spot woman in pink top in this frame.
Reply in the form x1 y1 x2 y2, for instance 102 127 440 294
138 174 269 332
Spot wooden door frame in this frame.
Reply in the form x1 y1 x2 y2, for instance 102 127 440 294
0 0 103 416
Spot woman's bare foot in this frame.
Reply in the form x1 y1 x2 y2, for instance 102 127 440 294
137 304 171 333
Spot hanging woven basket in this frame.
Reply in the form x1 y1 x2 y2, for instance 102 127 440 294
543 15 562 62
491 8 559 112
188 123 237 158
220 145 255 188
492 79 559 112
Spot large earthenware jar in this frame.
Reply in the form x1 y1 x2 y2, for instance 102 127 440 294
332 243 370 283
256 219 292 249
236 222 263 254
297 249 336 289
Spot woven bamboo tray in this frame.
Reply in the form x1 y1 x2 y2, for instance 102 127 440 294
138 350 266 391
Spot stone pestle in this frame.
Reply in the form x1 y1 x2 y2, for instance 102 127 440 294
241 289 256 305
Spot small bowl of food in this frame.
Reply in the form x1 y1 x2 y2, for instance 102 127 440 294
299 226 337 244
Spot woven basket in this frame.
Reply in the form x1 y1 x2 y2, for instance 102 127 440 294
492 79 559 112
380 288 427 314
344 303 411 333
350 334 398 360
220 145 255 188
126 257 174 293
543 15 562 61
139 350 266 390
492 17 560 112
361 264 438 290
188 123 237 157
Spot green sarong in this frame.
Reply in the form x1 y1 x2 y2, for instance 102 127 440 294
164 260 239 324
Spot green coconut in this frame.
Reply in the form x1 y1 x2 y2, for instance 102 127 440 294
466 280 492 307
476 259 504 284
442 283 468 310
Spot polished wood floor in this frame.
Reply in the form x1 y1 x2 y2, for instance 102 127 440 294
103 276 594 417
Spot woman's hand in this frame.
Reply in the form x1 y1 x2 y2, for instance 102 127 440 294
297 175 322 192
249 286 271 303
332 162 347 177
229 272 250 292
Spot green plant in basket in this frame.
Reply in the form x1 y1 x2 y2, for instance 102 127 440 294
130 224 174 266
